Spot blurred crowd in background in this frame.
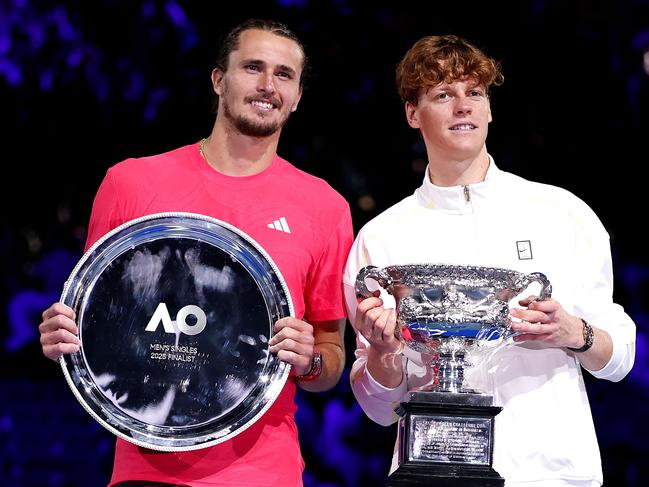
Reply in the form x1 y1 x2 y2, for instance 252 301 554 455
1 1 648 485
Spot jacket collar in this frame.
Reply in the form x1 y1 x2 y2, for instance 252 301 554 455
415 155 500 213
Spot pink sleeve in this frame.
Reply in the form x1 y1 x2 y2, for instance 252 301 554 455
303 206 354 322
84 169 125 251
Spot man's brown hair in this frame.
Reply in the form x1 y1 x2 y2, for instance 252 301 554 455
215 19 309 88
396 35 504 105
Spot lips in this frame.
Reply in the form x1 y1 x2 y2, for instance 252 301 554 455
449 123 477 131
246 96 280 111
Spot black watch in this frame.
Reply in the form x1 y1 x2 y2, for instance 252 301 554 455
567 319 594 353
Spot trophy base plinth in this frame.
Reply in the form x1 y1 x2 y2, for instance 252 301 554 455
387 463 504 487
390 391 504 487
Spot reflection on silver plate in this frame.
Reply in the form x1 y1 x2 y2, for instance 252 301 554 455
60 212 293 451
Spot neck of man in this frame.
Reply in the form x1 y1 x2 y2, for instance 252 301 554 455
426 146 490 187
202 118 281 177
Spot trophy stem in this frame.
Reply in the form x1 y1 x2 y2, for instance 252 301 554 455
436 350 465 393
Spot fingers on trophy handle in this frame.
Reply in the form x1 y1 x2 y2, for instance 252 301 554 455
527 272 552 301
355 265 390 299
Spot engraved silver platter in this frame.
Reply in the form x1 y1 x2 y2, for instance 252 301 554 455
60 212 293 451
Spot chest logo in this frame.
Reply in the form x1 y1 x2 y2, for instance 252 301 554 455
516 240 533 260
267 217 291 234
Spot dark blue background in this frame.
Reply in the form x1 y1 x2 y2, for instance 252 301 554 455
1 1 648 486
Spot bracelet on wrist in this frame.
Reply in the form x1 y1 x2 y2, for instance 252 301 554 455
296 350 322 382
567 319 594 353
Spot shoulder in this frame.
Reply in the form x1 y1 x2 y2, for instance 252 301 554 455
275 156 350 214
499 170 594 211
497 169 608 239
107 144 193 182
357 193 418 237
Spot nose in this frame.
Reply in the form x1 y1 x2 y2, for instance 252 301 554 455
258 71 276 94
454 96 472 116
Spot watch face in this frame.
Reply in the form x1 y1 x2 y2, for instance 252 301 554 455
60 212 293 451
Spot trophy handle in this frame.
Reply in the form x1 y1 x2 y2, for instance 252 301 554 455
355 266 392 299
525 272 552 301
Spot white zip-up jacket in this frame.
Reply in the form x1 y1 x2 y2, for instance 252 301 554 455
343 159 636 487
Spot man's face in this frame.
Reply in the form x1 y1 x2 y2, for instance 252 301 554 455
406 78 492 162
213 29 303 138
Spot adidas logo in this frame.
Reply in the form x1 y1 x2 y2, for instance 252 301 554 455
267 217 291 234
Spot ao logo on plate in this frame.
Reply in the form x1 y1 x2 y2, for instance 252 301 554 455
144 303 207 336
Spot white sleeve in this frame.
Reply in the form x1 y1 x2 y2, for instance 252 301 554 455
571 200 636 382
349 333 408 426
344 230 408 426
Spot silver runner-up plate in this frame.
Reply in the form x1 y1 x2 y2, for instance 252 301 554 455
59 212 293 451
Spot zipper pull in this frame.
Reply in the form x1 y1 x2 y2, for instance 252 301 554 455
463 185 471 203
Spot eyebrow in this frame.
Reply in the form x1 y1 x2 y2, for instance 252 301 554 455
431 83 486 92
241 58 297 77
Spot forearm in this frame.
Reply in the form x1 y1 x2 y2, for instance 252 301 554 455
297 341 345 392
349 347 407 426
366 346 404 389
571 325 613 372
575 318 636 382
297 318 346 392
575 303 636 381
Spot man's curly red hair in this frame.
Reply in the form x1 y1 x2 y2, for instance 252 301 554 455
396 35 504 105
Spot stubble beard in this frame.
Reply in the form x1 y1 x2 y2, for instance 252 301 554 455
222 97 290 138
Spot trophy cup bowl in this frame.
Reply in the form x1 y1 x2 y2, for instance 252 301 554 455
356 263 552 393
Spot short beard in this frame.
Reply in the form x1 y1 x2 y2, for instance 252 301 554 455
223 99 289 138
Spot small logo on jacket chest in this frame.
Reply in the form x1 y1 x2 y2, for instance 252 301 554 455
516 240 533 260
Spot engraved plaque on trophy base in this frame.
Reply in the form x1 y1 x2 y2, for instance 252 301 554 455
388 392 504 487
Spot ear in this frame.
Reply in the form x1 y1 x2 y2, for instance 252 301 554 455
211 68 225 96
405 102 420 129
290 87 303 112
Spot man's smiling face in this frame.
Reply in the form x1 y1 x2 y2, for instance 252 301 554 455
406 78 492 162
213 29 303 138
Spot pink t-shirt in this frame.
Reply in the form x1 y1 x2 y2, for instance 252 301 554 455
84 143 353 487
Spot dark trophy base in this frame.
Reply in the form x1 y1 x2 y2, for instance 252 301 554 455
388 391 504 487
